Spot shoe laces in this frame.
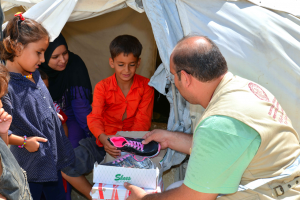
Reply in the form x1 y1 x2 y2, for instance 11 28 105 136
113 154 130 164
126 140 144 151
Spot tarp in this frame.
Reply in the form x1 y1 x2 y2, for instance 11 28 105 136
2 0 144 41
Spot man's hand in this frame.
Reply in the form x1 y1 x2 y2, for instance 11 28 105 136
143 129 193 155
25 136 48 152
142 129 172 149
0 108 12 135
99 134 121 158
124 182 147 200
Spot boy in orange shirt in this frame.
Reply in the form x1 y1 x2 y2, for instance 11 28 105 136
61 35 154 199
87 35 154 158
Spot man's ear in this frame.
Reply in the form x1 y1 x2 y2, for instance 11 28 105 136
181 70 191 87
109 57 115 69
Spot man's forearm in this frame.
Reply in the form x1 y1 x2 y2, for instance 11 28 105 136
140 184 218 200
142 190 174 200
167 132 192 155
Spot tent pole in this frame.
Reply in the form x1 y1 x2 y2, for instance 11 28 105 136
171 83 179 124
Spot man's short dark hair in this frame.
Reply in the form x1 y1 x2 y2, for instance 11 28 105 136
109 35 142 60
172 34 228 82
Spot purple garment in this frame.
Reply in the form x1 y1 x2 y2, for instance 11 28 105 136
62 87 92 200
62 86 92 149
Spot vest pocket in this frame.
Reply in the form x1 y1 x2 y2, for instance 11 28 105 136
219 192 261 200
0 154 21 199
20 168 32 200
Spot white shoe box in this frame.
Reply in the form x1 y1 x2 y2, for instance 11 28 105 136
93 164 159 189
94 131 166 189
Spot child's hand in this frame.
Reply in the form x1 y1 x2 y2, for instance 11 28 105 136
57 113 64 121
0 108 12 135
99 134 121 158
25 136 48 152
0 193 6 200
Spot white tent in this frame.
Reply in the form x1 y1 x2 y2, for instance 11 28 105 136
2 0 300 171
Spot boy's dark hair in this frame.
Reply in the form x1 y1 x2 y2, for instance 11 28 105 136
0 64 9 97
109 35 142 60
38 69 48 80
0 15 49 62
172 34 228 82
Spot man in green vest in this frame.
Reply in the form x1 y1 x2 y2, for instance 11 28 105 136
124 35 300 200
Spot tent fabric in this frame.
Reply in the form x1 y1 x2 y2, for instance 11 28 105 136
2 0 144 41
246 0 300 17
143 0 192 172
3 0 300 19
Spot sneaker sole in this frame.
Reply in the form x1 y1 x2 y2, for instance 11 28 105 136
148 143 161 158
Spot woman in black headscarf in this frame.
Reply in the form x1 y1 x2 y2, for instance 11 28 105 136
40 34 92 147
40 34 93 200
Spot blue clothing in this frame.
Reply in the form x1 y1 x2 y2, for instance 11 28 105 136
61 86 92 148
61 136 105 177
29 171 65 200
2 70 75 182
0 136 32 200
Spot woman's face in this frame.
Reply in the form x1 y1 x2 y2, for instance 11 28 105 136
48 45 69 71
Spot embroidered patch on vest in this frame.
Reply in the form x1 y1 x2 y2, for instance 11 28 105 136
248 82 269 102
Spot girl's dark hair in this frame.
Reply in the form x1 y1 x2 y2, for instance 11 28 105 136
0 15 49 62
109 35 142 60
0 64 9 97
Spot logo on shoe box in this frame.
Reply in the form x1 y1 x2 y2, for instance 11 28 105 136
114 174 131 182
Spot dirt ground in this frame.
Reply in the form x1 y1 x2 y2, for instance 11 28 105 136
150 122 168 131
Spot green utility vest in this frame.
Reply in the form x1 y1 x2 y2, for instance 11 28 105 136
196 72 300 199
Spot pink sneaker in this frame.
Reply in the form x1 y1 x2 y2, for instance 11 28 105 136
108 137 161 157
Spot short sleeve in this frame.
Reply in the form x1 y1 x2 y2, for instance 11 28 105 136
184 115 261 194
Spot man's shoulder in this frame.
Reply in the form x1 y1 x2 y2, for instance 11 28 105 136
197 115 260 140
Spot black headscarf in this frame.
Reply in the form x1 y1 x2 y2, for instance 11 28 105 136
39 34 92 105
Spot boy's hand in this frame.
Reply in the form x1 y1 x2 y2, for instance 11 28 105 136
0 108 12 135
99 134 121 158
25 136 48 152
